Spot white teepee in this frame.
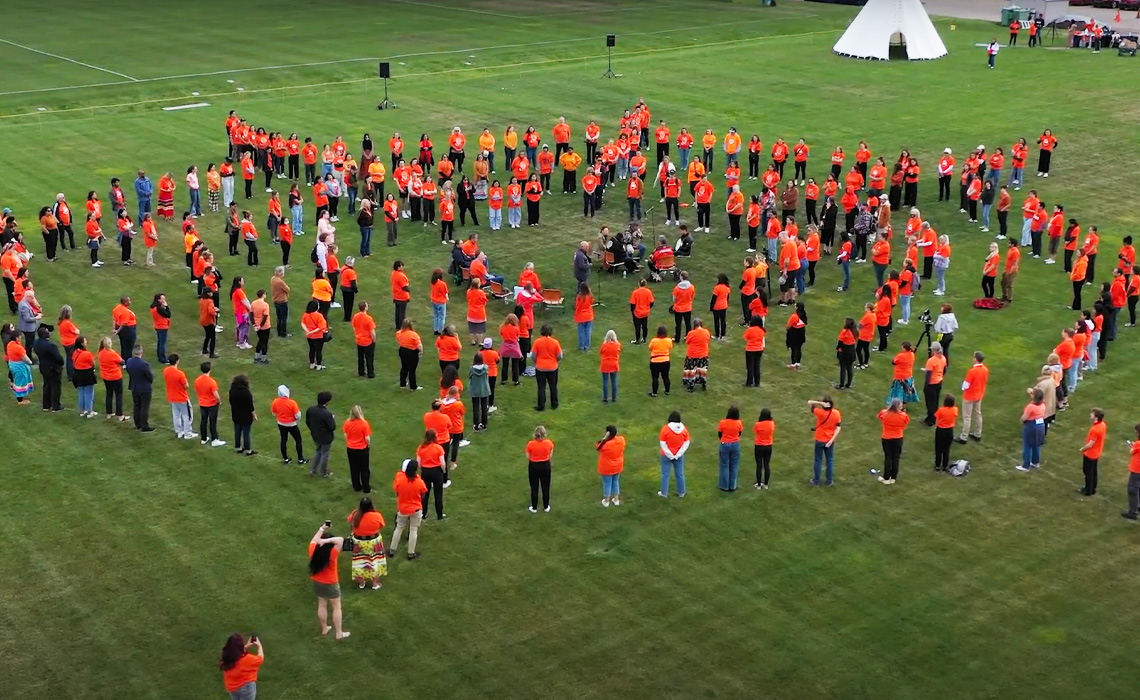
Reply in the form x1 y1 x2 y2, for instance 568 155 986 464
833 0 948 61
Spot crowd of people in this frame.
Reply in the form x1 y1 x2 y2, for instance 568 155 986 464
3 102 1138 696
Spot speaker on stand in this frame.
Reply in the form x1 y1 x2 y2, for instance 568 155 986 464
602 34 619 79
377 62 397 110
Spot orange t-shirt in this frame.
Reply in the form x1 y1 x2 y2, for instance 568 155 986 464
395 328 421 350
753 419 775 446
531 335 562 371
892 350 915 381
391 270 411 301
307 541 339 584
223 653 264 693
934 406 959 429
163 366 189 402
878 409 910 439
301 311 328 339
599 340 621 372
526 438 555 462
630 287 654 318
596 435 626 475
272 397 300 424
430 279 449 304
574 294 594 323
717 418 744 443
685 327 711 359
659 424 690 456
416 442 446 469
647 336 673 363
424 411 452 445
343 418 372 450
924 355 946 384
97 348 123 381
1083 422 1107 460
436 334 461 361
393 472 429 515
194 374 219 407
352 312 376 346
743 325 766 352
813 406 842 443
962 364 989 401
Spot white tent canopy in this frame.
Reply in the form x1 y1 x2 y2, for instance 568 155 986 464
833 0 948 61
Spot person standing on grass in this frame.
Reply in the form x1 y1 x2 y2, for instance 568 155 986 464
389 458 428 560
300 301 328 370
440 386 466 488
32 326 64 412
394 319 422 391
1036 129 1057 178
877 399 910 485
71 336 97 416
835 317 857 390
646 325 673 397
308 523 350 640
598 328 622 403
1076 409 1107 496
921 342 947 426
96 337 126 422
986 38 999 68
346 497 385 590
597 425 626 507
124 344 154 433
1121 425 1140 520
526 425 555 513
228 374 256 456
134 170 153 223
955 352 989 444
163 354 195 439
468 352 491 432
306 391 336 479
271 385 306 465
220 633 263 700
342 405 372 493
530 324 562 411
932 394 958 472
5 325 34 406
658 411 690 499
717 406 743 492
416 428 447 521
808 396 842 486
194 362 226 447
785 302 807 370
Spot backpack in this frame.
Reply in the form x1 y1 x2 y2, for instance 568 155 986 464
973 297 1006 310
948 459 970 477
310 245 319 264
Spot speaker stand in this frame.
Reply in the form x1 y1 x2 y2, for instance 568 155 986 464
377 77 397 110
601 46 618 79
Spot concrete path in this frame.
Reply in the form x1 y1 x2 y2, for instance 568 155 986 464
921 0 1140 31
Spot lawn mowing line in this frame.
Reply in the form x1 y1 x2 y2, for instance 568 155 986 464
0 29 844 122
386 0 518 18
0 57 382 98
0 37 139 81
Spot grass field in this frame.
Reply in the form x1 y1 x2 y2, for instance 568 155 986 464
3 1 1140 699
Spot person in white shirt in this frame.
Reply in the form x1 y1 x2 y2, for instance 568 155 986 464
987 39 1000 69
933 303 959 366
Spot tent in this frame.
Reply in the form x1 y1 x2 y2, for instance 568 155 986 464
833 0 948 61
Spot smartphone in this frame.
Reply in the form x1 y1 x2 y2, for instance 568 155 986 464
249 633 258 642
324 519 332 528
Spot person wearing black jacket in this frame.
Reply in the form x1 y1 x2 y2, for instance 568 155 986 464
33 326 65 412
305 391 336 478
125 345 155 432
457 176 479 226
228 374 256 455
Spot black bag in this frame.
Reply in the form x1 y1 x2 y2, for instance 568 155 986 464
322 330 333 343
310 246 319 264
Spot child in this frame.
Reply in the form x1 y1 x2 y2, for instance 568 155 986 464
206 164 221 212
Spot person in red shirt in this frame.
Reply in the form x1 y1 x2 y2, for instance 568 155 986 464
1077 409 1107 496
807 396 842 485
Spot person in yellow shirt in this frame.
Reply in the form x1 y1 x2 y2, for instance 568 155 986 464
559 147 582 194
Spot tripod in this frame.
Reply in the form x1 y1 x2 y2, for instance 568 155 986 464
602 45 617 79
916 321 933 356
378 77 396 110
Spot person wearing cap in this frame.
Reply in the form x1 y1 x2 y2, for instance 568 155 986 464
936 148 954 203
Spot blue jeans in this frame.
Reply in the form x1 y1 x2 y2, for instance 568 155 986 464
291 204 303 233
986 168 1002 188
1021 422 1044 466
602 372 617 401
360 226 373 256
812 441 834 484
678 147 690 170
1066 363 1078 392
617 158 629 179
767 237 778 264
601 473 620 498
137 198 150 223
718 442 740 490
981 203 992 228
489 208 502 230
1087 332 1100 370
660 455 686 495
577 321 593 350
432 303 446 334
189 189 201 216
900 295 912 323
508 207 521 228
347 187 357 214
321 163 333 178
229 681 257 700
77 385 95 413
725 152 738 167
795 263 806 294
1021 218 1033 246
155 329 168 364
525 146 537 165
1008 166 1023 187
935 266 947 292
840 260 851 290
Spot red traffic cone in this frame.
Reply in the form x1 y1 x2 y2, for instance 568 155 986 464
1115 10 1121 23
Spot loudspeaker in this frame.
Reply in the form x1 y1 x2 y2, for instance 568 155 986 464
606 34 616 48
378 62 390 79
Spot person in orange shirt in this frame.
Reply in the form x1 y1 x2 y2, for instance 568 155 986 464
886 340 919 405
877 398 910 484
306 522 350 638
193 361 225 446
300 300 329 370
1074 408 1107 495
1070 250 1088 310
715 405 744 490
693 175 714 233
628 277 654 344
1121 425 1140 519
677 317 711 392
529 324 562 410
596 425 626 506
93 337 125 420
390 259 411 331
518 425 555 512
646 325 673 397
670 271 696 342
573 281 595 350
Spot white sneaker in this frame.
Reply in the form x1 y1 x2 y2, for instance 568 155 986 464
897 319 909 325
330 302 342 309
528 506 538 513
601 499 610 508
176 432 185 439
211 439 227 447
980 227 989 232
459 439 471 448
184 432 198 439
265 188 273 193
932 290 945 296
657 490 668 498
659 198 665 203
1044 259 1056 265
488 405 498 413
1015 464 1031 472
994 235 1006 240
215 326 224 332
443 480 452 488
745 248 756 253
331 216 339 222
544 506 551 513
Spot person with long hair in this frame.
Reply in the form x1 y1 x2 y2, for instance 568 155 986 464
874 285 893 352
228 374 256 456
530 324 562 411
97 336 126 421
300 300 328 370
435 324 461 373
71 335 97 416
343 405 373 492
785 302 807 369
346 496 386 590
717 406 743 492
887 341 919 406
743 314 765 388
1015 388 1048 472
753 407 775 490
416 426 447 520
981 241 999 299
574 281 594 351
836 317 857 389
646 325 673 397
231 276 252 351
219 633 263 700
710 273 730 340
4 324 34 405
658 411 690 498
395 318 422 390
389 458 429 559
598 328 622 402
526 425 555 512
308 522 349 639
877 398 910 484
596 425 626 507
933 394 958 472
808 395 842 486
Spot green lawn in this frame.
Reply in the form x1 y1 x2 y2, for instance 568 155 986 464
2 2 1140 699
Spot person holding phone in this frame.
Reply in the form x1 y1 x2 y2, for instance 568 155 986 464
308 522 350 640
219 633 264 700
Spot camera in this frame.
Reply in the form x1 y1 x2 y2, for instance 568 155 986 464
918 308 933 326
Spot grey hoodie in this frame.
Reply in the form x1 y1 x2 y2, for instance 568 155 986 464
468 363 490 398
659 422 690 460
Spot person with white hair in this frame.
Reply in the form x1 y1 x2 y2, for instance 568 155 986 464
53 193 76 251
271 384 306 465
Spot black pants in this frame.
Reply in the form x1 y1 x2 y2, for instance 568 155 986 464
527 200 540 225
1086 254 1097 285
342 290 355 322
923 382 942 424
754 445 772 486
40 371 62 410
43 230 59 259
745 350 762 387
934 427 953 471
1129 296 1137 325
1072 280 1083 311
199 404 219 440
307 338 325 365
713 309 727 339
789 342 803 365
59 224 75 249
348 447 371 492
102 378 123 415
459 201 478 226
421 466 445 518
838 349 855 388
256 329 270 357
131 391 151 429
922 255 933 280
394 300 407 331
748 153 759 178
650 361 671 395
583 191 596 217
666 197 679 222
246 240 259 266
528 460 552 509
877 324 890 352
632 315 649 343
3 278 15 313
501 356 523 384
1009 32 1017 46
398 347 419 388
673 312 691 342
471 395 488 428
562 169 576 194
536 369 559 409
697 203 710 229
278 424 304 460
728 214 741 240
968 199 978 221
1082 456 1098 495
1038 149 1051 175
981 275 995 299
888 185 901 212
882 437 903 480
328 196 339 219
856 339 870 366
773 160 784 178
354 342 375 378
937 175 951 201
903 182 917 207
794 161 806 182
805 200 818 226
288 155 299 180
244 178 253 198
280 241 291 266
998 210 1008 238
199 325 215 356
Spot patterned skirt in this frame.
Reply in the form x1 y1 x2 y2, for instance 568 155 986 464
350 535 388 582
887 378 919 405
8 360 33 398
157 193 175 218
